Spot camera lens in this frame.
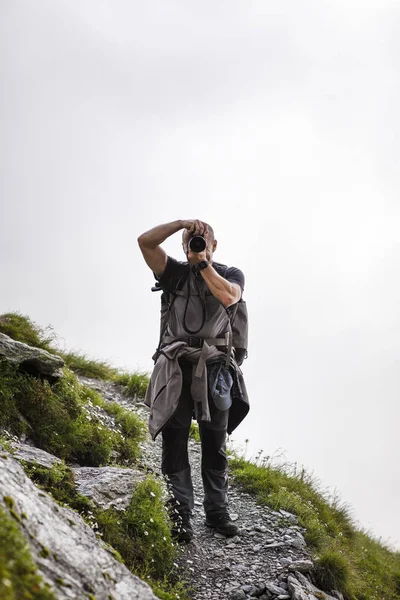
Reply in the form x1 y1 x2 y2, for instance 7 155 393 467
189 235 206 253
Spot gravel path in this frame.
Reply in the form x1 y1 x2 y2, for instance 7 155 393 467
78 377 321 600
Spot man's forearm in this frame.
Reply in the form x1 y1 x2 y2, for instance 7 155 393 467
138 220 184 249
200 265 241 308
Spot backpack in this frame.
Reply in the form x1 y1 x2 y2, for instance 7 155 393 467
152 267 249 366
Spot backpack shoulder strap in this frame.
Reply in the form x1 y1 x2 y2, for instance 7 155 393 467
153 270 190 363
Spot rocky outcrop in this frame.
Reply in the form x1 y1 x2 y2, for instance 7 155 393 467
0 448 158 600
0 332 64 380
73 466 146 510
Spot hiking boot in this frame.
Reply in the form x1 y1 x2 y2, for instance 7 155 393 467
170 511 193 544
205 511 239 537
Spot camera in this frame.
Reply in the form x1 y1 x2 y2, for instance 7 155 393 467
188 235 206 253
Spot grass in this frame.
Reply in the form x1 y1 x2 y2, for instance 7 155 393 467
21 461 94 515
0 360 145 466
189 422 201 442
0 312 150 398
0 502 56 599
229 453 400 600
96 476 189 599
60 352 120 381
0 312 56 352
21 462 189 600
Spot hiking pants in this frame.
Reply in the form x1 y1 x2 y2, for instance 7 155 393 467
161 361 229 516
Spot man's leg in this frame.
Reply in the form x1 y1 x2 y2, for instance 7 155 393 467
199 391 239 536
161 362 194 541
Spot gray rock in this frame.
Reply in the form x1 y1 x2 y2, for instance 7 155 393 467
331 592 345 600
0 332 64 380
287 532 307 549
241 584 257 594
230 590 247 600
73 466 146 509
264 542 285 548
0 451 157 599
265 582 288 595
279 509 298 524
287 576 310 600
251 584 266 597
12 442 62 469
288 560 314 573
289 572 339 600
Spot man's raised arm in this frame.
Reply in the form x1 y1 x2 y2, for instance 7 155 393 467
137 220 182 276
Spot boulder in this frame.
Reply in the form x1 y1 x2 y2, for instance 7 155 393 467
73 466 147 510
12 442 62 469
0 450 158 599
0 332 64 380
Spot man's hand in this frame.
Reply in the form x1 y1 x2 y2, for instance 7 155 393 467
182 219 209 238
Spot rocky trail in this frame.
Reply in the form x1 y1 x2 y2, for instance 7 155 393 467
1 357 344 600
73 377 342 600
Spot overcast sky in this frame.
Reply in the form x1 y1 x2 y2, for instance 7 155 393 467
1 0 399 549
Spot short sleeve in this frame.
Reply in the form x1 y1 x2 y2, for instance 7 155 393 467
224 266 245 291
155 256 189 294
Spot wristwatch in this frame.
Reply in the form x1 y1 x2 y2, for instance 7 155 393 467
196 260 209 271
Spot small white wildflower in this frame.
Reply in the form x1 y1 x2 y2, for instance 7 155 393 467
144 531 148 536
163 536 166 541
149 518 154 523
150 491 156 497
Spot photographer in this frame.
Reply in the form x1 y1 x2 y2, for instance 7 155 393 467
138 219 249 543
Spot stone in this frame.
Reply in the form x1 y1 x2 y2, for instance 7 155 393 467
241 584 257 594
0 332 64 381
287 576 310 600
287 532 307 549
0 451 157 599
279 509 298 524
12 442 62 469
288 560 314 573
73 466 146 510
265 582 288 595
230 590 246 600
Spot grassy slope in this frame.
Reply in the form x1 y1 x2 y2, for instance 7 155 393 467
0 313 187 599
229 455 400 599
2 313 400 599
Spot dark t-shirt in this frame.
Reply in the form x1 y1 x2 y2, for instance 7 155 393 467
156 256 245 296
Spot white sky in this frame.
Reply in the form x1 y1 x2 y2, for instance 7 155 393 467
1 0 399 549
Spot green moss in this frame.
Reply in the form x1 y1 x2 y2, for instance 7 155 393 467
0 362 143 467
55 578 64 586
82 386 145 463
10 509 22 523
39 546 50 558
189 422 200 442
21 461 95 516
3 496 15 509
0 505 56 599
95 476 189 598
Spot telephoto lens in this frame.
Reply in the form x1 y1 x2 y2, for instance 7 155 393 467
188 235 206 253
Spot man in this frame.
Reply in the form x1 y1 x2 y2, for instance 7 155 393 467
138 219 249 543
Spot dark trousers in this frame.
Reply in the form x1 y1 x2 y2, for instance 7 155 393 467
161 361 229 516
